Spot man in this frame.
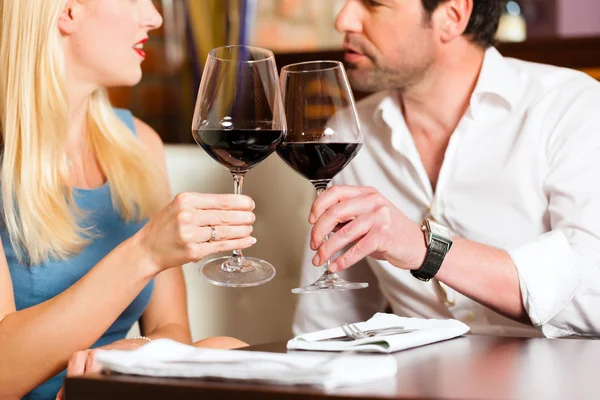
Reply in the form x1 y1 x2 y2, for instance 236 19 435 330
293 0 600 338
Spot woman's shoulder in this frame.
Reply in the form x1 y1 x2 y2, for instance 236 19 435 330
113 108 136 133
112 108 164 154
132 117 165 160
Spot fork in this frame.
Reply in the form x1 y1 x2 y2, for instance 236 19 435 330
343 323 368 340
342 323 418 340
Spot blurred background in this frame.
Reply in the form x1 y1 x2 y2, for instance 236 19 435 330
120 0 600 346
109 0 600 144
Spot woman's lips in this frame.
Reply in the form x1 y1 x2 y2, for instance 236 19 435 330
133 38 148 59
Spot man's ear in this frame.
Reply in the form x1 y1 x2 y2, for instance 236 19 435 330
57 1 80 35
431 0 473 43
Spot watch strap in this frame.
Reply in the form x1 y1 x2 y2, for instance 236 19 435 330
410 238 450 282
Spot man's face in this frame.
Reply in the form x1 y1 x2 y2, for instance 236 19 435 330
335 0 438 93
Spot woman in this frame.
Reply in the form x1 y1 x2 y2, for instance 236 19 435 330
0 1 252 399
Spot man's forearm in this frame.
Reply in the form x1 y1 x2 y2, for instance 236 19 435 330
434 238 531 325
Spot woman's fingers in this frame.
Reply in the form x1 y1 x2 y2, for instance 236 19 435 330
66 350 90 376
57 350 101 399
84 350 102 374
173 192 255 211
178 210 256 227
139 193 260 271
200 225 253 243
179 225 254 244
56 386 65 400
188 237 257 261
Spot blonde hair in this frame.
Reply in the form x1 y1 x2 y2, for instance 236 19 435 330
0 0 164 264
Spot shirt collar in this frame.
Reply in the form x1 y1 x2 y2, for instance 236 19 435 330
373 47 523 124
469 47 523 119
372 92 417 162
373 91 402 129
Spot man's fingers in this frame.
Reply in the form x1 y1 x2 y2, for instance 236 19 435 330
310 193 381 249
308 186 378 224
330 234 380 272
312 215 373 266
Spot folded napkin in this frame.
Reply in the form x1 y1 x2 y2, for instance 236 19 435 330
287 313 470 353
95 338 397 390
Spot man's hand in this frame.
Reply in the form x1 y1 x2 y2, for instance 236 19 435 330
308 186 427 272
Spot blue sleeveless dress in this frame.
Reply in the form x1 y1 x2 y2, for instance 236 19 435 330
2 109 154 400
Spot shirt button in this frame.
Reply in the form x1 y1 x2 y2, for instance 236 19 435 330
464 312 474 323
429 204 441 220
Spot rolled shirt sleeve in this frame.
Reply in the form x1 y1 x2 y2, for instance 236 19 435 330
507 230 581 336
507 84 600 338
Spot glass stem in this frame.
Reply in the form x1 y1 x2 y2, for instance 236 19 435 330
225 172 246 271
315 185 334 276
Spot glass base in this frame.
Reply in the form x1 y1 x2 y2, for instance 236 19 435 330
200 256 276 288
292 272 368 294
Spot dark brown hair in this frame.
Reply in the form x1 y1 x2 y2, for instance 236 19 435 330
421 0 504 47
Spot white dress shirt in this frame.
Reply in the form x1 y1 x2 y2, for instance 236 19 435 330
293 47 600 339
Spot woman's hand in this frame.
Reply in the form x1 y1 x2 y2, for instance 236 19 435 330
55 338 151 400
55 335 251 399
137 192 257 274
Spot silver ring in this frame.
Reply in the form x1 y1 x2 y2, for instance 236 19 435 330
208 225 217 243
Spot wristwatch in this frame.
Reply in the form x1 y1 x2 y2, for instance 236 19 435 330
410 219 453 282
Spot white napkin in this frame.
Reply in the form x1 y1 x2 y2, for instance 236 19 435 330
95 338 397 390
287 313 470 353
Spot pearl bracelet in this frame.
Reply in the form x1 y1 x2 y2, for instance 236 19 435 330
130 336 153 343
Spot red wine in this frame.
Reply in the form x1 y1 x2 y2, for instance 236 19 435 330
276 142 362 187
194 129 285 172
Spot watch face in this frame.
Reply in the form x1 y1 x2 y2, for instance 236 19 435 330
428 220 451 239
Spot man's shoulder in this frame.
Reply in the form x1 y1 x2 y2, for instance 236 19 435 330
506 56 599 95
503 57 600 144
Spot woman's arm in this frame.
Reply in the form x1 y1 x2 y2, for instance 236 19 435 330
0 238 157 399
62 119 193 382
134 118 192 345
0 119 256 399
132 119 245 348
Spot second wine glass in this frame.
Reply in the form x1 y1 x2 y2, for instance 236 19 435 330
192 45 286 288
276 60 368 294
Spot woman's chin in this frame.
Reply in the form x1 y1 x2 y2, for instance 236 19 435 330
123 69 143 86
105 69 143 88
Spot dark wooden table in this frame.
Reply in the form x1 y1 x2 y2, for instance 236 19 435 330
65 335 600 400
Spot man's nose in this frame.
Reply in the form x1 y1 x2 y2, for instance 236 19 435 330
335 0 363 34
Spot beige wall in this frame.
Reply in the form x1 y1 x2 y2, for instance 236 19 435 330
166 145 315 345
252 0 345 52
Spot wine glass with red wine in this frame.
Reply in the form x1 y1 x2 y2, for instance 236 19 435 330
277 60 368 294
191 45 286 287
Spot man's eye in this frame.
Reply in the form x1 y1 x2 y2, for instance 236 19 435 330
367 0 383 6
